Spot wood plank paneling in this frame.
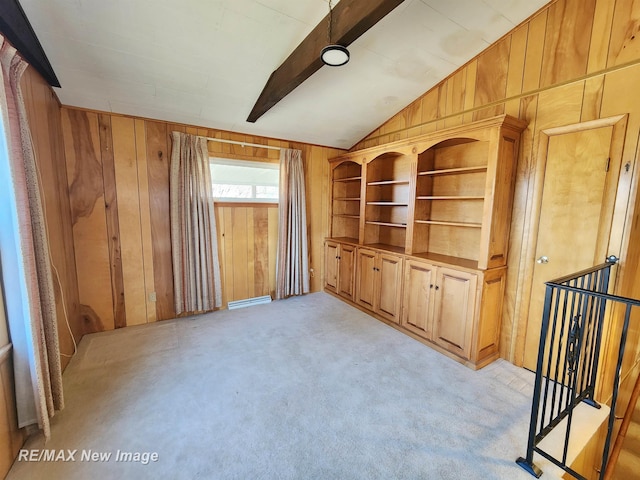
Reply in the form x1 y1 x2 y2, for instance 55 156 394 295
462 60 478 124
473 36 510 120
420 86 445 134
581 76 605 122
135 120 156 323
215 204 279 305
111 116 147 326
607 0 640 68
587 0 616 73
61 109 113 333
540 0 596 88
253 207 269 297
0 350 25 478
505 25 528 118
145 121 175 321
268 206 279 297
22 73 81 362
522 10 548 93
232 207 250 300
444 68 466 128
98 114 125 329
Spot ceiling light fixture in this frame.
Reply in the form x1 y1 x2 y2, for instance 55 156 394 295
321 1 350 67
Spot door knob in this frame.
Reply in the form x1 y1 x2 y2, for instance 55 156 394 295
536 256 549 264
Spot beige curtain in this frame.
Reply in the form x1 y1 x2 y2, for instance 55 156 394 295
170 132 222 314
0 36 63 439
276 148 310 299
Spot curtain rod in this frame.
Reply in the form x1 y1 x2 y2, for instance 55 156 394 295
205 136 283 151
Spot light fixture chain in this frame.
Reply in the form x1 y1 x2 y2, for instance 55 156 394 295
327 0 333 44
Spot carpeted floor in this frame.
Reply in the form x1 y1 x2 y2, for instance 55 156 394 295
8 292 552 479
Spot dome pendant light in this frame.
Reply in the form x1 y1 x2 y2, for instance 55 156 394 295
321 1 350 67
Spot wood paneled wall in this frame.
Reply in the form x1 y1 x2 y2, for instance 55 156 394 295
61 108 342 327
355 0 640 362
216 204 279 306
21 66 81 364
0 346 24 478
352 0 640 476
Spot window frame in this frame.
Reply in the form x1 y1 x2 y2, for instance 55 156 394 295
209 157 280 205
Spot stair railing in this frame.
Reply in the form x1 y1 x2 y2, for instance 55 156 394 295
516 256 640 479
602 364 640 480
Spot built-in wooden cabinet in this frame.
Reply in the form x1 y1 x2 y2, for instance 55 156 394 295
401 259 436 339
325 115 526 369
416 259 506 366
355 247 404 323
324 240 356 301
431 266 478 360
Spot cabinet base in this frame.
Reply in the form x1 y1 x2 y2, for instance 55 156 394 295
324 289 500 370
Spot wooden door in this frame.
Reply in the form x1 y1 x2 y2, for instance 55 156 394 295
337 244 356 300
355 248 377 311
376 253 404 323
402 259 436 339
324 241 339 293
433 267 477 360
523 126 617 370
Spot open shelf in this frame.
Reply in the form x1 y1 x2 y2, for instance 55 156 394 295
367 179 410 186
366 201 409 206
415 220 482 228
334 176 362 182
416 196 484 201
366 221 407 228
418 166 487 176
331 160 362 240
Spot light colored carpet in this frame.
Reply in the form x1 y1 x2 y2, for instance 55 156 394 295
8 292 546 479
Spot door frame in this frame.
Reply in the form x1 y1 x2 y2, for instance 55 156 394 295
515 114 628 367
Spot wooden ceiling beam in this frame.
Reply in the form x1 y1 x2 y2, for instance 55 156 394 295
246 0 405 123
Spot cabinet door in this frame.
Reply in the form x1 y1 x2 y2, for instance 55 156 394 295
402 259 436 339
432 267 477 360
376 253 404 323
337 244 356 300
324 241 339 293
355 248 377 311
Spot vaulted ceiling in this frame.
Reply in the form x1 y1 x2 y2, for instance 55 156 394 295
19 0 550 149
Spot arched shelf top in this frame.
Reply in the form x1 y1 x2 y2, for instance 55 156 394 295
328 114 527 168
416 137 480 155
365 150 407 164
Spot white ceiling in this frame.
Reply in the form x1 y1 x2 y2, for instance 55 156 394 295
20 0 549 149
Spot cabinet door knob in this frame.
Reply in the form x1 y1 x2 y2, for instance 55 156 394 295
536 256 549 264
429 284 433 289
435 285 439 290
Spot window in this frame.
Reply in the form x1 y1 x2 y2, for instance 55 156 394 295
210 158 279 203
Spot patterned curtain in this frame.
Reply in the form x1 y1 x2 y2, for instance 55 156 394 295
170 132 222 314
0 35 63 439
276 148 310 299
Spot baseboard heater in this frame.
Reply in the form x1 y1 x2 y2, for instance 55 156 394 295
227 295 272 310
